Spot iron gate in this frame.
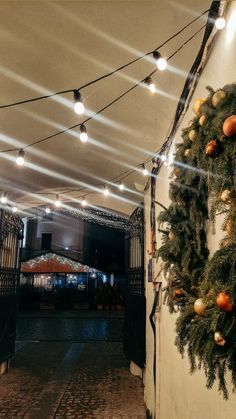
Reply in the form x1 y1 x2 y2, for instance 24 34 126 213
0 208 23 367
124 206 146 367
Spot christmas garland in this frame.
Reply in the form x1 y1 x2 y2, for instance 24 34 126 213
158 83 236 399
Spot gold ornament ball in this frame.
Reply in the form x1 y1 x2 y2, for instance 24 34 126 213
168 231 175 241
212 90 226 108
214 331 226 346
199 115 206 126
220 189 232 205
194 298 207 316
188 129 197 142
193 98 205 115
184 148 191 157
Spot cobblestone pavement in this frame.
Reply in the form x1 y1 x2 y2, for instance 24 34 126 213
0 311 146 419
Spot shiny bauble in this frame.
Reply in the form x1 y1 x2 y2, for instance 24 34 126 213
205 140 218 157
193 98 205 115
194 298 207 316
184 148 191 157
212 90 226 108
199 115 206 126
188 129 197 142
168 231 175 241
174 167 181 177
216 291 231 310
220 189 232 205
173 289 185 300
223 115 236 137
214 331 226 346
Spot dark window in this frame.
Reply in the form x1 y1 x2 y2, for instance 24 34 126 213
41 233 52 251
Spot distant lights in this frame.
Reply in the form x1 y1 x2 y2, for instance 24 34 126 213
119 182 125 191
160 154 167 162
45 206 51 214
81 197 87 206
153 51 167 71
215 17 226 30
79 124 88 142
103 185 110 196
145 76 155 93
0 192 7 204
16 149 25 166
142 164 148 176
74 90 84 115
12 206 18 213
55 195 61 208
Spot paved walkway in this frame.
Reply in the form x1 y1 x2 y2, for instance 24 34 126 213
0 311 146 419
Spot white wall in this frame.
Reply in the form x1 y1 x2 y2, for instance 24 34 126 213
144 3 236 418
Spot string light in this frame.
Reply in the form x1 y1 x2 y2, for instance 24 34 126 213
12 206 18 213
81 197 87 206
79 124 88 142
142 164 148 176
16 149 25 166
145 76 155 93
103 185 110 196
74 90 84 115
55 195 61 208
45 206 51 214
215 17 226 30
161 155 167 162
0 192 7 204
153 51 167 71
119 182 125 191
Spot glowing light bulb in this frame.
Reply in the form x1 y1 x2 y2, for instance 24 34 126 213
80 124 88 142
142 165 148 176
146 77 155 93
74 90 84 115
55 195 61 208
81 198 87 206
153 51 167 71
215 17 226 30
119 183 125 191
12 206 18 213
103 186 109 196
161 155 167 162
45 207 51 214
0 193 7 204
16 149 25 166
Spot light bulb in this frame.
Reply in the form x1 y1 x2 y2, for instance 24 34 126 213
119 183 125 191
103 186 109 196
12 206 18 213
74 90 84 115
215 17 226 30
80 124 88 142
0 193 7 204
16 149 25 166
45 207 51 214
153 51 167 71
161 155 167 162
142 165 148 176
81 198 87 206
146 76 155 93
55 195 61 208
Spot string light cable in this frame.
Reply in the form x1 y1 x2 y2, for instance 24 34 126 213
0 23 207 155
0 8 210 111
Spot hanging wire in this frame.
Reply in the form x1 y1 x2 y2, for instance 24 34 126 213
0 8 209 110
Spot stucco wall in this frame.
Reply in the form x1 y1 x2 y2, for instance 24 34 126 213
144 3 236 418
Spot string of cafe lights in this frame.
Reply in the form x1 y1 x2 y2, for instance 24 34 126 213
0 9 225 214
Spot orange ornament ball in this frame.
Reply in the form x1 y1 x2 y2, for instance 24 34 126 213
205 140 219 157
173 289 184 299
216 291 231 311
223 115 236 137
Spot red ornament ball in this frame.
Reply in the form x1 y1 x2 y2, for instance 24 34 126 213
223 115 236 137
205 140 219 157
216 291 233 311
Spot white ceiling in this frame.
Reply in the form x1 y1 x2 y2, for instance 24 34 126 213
0 0 212 215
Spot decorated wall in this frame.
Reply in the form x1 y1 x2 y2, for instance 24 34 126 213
144 3 236 418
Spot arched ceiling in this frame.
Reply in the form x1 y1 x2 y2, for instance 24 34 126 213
0 0 212 215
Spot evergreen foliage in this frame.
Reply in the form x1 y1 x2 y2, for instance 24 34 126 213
157 83 236 398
